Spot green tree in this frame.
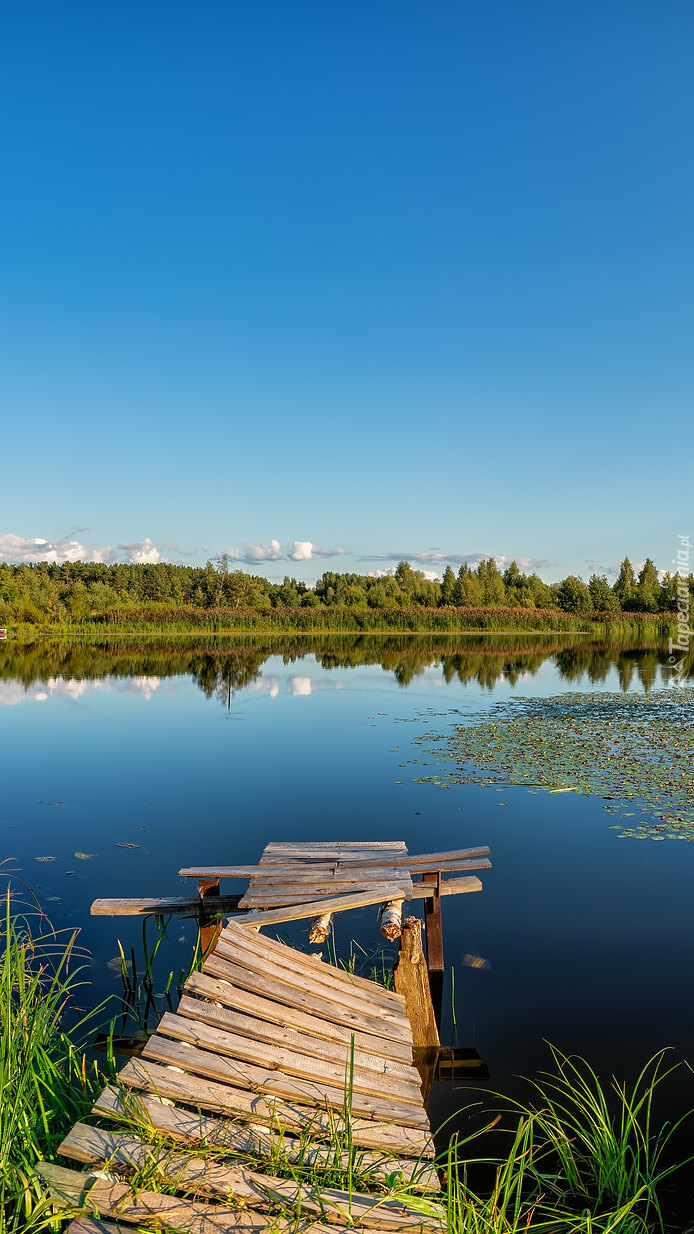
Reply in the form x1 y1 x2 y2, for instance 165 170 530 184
477 558 507 605
556 575 592 613
613 558 637 610
456 564 483 606
636 558 661 612
440 565 457 606
588 574 619 612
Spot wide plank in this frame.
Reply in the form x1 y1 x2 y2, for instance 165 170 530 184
177 995 417 1082
141 1034 429 1126
202 955 412 1044
91 895 242 917
222 919 405 1006
37 1163 326 1233
263 841 408 852
232 885 410 927
67 1221 124 1234
243 869 412 885
117 1059 436 1157
409 876 482 898
59 1126 443 1229
219 922 405 1009
339 847 489 867
187 971 414 1062
157 1009 423 1104
211 938 408 1026
93 1085 441 1191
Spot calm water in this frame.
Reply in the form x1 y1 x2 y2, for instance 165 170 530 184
2 633 694 1141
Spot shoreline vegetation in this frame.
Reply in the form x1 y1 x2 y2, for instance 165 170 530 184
0 555 687 637
3 893 693 1233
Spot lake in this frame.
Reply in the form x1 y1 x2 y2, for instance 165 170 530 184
2 632 694 1145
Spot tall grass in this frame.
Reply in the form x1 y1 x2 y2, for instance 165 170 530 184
0 885 110 1233
443 1045 692 1232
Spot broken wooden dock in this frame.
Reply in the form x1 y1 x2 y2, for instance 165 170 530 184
39 840 491 1231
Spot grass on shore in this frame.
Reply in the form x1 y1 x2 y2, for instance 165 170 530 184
0 885 111 1234
4 897 693 1232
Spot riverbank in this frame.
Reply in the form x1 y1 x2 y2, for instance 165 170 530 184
0 603 677 639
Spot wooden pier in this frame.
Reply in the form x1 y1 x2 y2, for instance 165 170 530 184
39 840 491 1232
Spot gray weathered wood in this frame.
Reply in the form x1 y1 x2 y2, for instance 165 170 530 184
221 918 405 1005
91 895 242 917
232 884 411 927
93 1085 441 1190
187 970 414 1061
141 1033 429 1126
202 954 412 1044
214 931 405 1018
155 1009 422 1104
58 1124 444 1229
177 994 417 1081
118 1058 436 1156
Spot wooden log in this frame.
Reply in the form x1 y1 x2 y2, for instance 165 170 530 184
393 919 440 1108
309 911 333 943
380 900 403 941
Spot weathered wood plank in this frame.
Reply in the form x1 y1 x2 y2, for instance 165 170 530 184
155 1009 423 1104
141 1034 429 1126
263 842 408 852
93 1086 441 1191
117 1059 436 1156
66 1221 124 1234
232 885 411 927
188 970 414 1062
339 847 489 867
202 954 412 1044
58 1125 444 1229
91 895 242 917
216 926 405 1013
37 1163 329 1232
409 875 482 898
221 919 405 1005
177 995 417 1082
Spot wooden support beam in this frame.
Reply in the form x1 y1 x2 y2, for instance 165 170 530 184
199 877 222 956
422 872 444 975
393 918 440 1106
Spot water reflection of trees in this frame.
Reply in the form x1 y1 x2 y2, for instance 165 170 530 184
0 633 690 700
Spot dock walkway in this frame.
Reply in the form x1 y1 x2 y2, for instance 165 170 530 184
39 840 491 1231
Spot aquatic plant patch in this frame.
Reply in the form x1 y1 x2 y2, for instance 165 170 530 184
412 688 694 839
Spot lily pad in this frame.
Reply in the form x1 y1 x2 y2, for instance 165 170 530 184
413 688 694 842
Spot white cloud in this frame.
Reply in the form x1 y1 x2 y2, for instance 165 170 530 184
288 541 314 561
116 539 162 564
228 539 283 564
361 550 549 571
227 540 350 565
0 532 165 566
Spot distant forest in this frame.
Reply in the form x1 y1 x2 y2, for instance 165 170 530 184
0 555 687 632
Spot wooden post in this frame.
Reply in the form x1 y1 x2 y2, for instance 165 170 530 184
422 871 444 971
198 877 222 957
393 916 440 1105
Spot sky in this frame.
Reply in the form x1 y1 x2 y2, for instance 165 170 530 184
1 1 692 582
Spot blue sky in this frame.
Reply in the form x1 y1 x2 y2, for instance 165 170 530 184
1 1 692 582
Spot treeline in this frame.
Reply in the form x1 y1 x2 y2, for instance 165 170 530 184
0 555 687 628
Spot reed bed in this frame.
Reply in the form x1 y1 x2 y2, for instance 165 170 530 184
0 885 109 1233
